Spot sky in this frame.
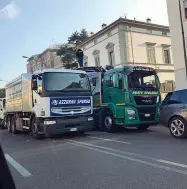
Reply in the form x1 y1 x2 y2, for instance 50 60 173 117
0 0 169 87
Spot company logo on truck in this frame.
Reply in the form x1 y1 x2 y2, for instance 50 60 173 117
132 91 159 95
51 99 91 106
50 97 92 116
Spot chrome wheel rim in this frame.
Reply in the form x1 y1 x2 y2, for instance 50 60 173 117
170 119 184 137
104 116 112 129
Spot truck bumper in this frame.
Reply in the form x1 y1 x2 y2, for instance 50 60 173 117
37 115 94 135
115 119 159 127
115 106 159 127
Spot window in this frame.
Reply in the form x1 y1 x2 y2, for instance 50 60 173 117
180 90 187 103
147 45 156 63
185 8 187 19
94 56 100 67
162 31 167 36
160 83 165 92
162 92 172 105
168 91 182 104
165 80 175 92
84 62 88 67
118 73 123 88
105 74 113 87
106 42 115 66
128 71 158 90
184 0 187 19
44 72 91 92
163 48 171 64
109 51 115 66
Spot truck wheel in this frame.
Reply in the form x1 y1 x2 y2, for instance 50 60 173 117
0 119 4 129
137 125 149 131
31 117 44 139
169 116 187 139
11 116 18 134
7 117 12 133
103 111 116 133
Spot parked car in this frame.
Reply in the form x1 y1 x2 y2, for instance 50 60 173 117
160 89 187 138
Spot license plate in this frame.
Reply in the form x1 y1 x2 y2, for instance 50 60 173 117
145 114 150 117
70 128 77 132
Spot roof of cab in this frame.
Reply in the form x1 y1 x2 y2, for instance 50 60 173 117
105 65 155 75
34 68 86 74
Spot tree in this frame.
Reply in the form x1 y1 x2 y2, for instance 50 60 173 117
0 88 5 98
57 29 90 69
68 29 89 44
56 45 78 69
79 29 89 43
68 31 80 44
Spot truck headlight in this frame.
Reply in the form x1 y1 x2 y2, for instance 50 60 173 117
44 121 56 125
126 109 135 115
88 117 93 121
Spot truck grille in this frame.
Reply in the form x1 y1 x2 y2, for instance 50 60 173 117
137 107 156 121
134 95 157 105
51 106 91 115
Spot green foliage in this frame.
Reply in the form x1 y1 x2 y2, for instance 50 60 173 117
0 88 5 98
57 29 89 69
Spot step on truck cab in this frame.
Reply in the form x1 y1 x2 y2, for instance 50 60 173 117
78 65 161 132
0 98 6 129
5 69 94 138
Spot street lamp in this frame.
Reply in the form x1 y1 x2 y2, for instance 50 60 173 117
22 56 29 59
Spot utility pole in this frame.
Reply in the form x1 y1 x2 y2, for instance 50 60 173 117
178 0 187 78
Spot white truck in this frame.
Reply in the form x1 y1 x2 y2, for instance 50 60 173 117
4 69 93 139
0 98 6 129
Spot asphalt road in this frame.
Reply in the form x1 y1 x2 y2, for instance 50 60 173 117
1 125 187 189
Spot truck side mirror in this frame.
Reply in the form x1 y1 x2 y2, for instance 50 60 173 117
92 78 96 87
32 75 38 91
112 74 119 88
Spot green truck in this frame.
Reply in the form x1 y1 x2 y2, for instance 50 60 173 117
78 65 161 132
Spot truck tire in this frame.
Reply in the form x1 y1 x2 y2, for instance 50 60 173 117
137 125 149 131
31 117 45 139
11 116 18 134
7 117 12 133
102 111 116 133
0 119 4 129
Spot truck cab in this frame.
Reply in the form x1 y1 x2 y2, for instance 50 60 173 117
79 66 161 132
5 69 94 138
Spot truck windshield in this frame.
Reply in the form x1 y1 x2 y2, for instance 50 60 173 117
44 72 91 92
128 71 159 91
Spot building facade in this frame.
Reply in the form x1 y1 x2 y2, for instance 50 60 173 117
26 43 65 73
167 0 187 90
78 17 175 95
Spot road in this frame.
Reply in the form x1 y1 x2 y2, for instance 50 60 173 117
1 125 187 189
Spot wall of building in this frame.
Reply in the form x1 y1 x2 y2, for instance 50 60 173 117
82 27 121 67
126 29 173 64
167 0 187 90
